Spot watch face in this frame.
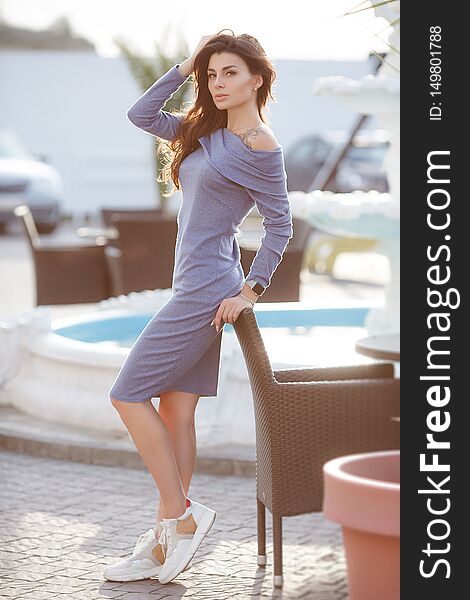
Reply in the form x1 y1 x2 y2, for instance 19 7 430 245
252 282 265 295
246 279 265 295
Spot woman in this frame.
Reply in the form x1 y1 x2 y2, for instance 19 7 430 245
104 30 293 585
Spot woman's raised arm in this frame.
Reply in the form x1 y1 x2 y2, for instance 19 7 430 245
126 64 189 141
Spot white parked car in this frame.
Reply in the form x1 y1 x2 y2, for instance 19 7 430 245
0 129 63 234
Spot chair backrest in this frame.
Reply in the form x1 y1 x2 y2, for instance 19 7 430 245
101 207 163 228
232 307 277 392
111 214 178 292
13 204 40 250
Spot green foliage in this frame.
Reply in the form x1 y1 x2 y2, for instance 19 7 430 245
114 26 190 212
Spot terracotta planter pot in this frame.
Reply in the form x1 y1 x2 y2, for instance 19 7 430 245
323 450 400 600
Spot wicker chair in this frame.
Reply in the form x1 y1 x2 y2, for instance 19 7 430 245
14 204 111 305
232 306 400 587
104 214 177 296
100 208 163 248
240 217 313 302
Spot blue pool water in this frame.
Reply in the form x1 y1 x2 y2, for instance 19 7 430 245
53 307 370 348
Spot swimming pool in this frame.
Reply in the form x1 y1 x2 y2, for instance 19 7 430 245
53 305 370 348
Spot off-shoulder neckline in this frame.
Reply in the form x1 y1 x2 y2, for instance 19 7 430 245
222 127 282 154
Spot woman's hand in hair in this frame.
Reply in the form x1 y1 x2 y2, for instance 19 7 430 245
187 34 219 71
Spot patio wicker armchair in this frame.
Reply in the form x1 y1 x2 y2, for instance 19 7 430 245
240 217 313 302
104 214 177 296
14 204 111 305
232 306 400 588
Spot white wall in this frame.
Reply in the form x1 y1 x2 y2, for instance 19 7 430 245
1 50 158 217
0 50 378 218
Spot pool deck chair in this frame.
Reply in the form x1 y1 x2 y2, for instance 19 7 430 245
232 306 400 588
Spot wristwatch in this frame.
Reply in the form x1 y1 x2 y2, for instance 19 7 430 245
245 279 266 296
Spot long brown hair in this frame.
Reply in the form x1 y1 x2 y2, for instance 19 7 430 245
159 30 277 196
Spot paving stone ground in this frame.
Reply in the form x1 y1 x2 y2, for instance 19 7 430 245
0 449 349 599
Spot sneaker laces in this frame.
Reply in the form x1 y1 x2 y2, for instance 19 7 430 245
157 520 175 558
131 528 157 557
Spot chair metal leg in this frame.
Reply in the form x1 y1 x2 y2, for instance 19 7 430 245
257 497 267 566
273 513 283 587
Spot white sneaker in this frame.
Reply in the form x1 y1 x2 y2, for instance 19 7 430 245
102 523 192 582
158 498 216 584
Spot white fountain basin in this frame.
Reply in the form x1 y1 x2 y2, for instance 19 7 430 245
289 190 399 239
0 302 376 447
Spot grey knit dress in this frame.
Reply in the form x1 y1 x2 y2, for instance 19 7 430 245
109 64 293 403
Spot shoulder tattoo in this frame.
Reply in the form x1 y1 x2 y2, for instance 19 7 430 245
235 127 271 150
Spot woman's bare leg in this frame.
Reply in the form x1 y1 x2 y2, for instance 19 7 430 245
157 390 199 521
110 390 199 524
110 396 187 520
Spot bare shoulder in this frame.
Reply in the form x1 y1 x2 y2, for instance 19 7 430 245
237 125 280 151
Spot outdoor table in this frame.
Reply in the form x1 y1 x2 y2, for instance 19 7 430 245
356 333 400 425
355 332 400 362
76 226 119 241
